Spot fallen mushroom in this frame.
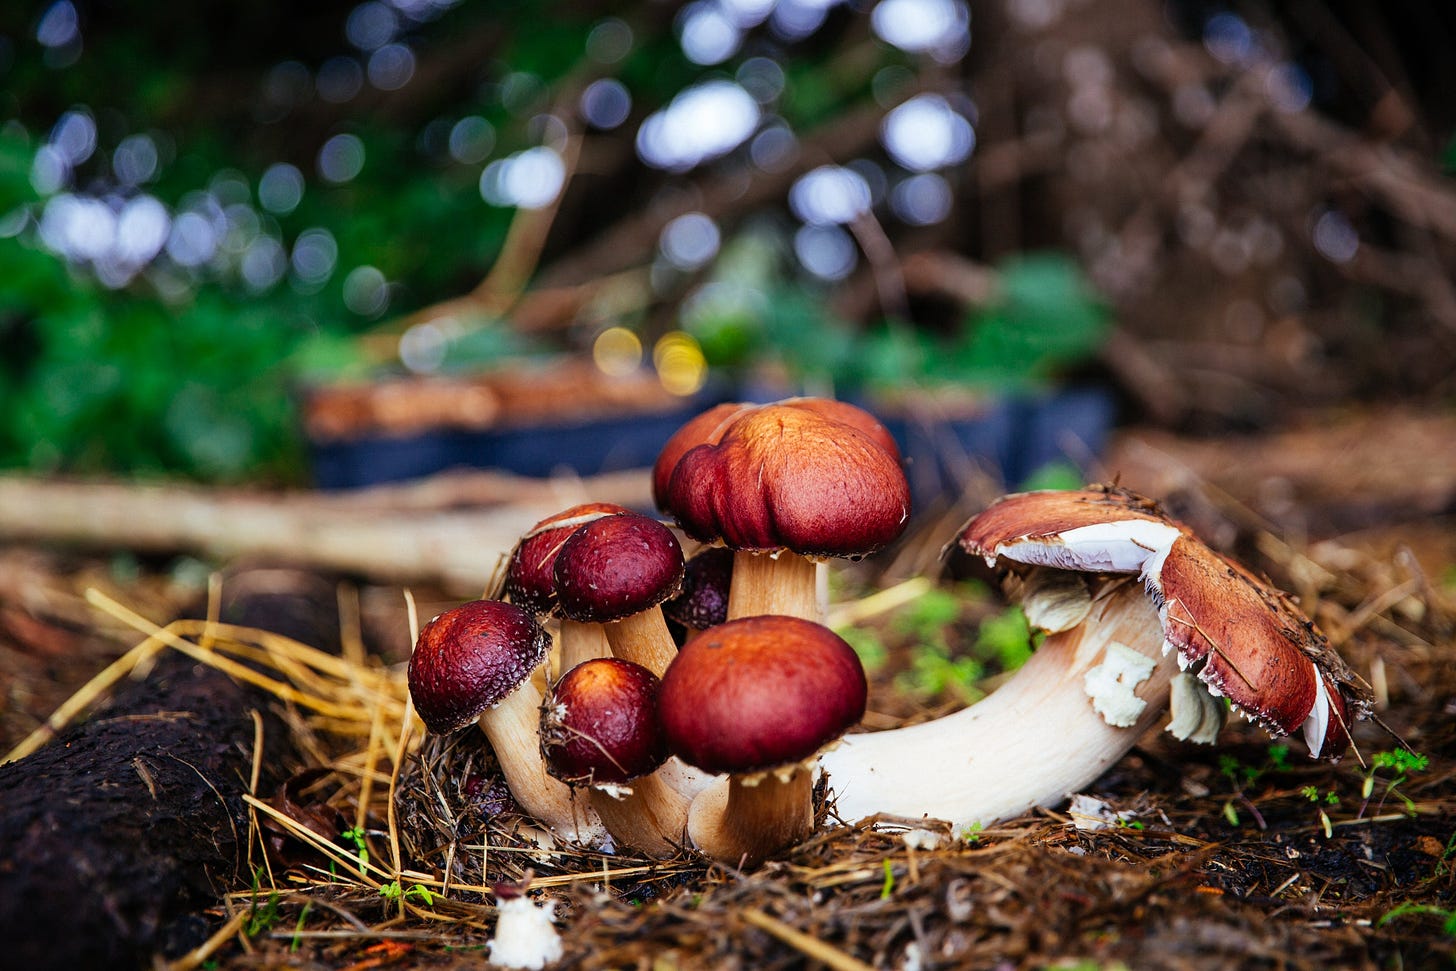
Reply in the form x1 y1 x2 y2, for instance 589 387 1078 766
817 486 1372 833
407 599 605 845
540 658 690 858
552 511 684 677
655 398 910 622
658 614 867 866
503 503 631 670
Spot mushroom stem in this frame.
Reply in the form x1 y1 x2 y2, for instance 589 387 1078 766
477 684 606 845
603 610 678 677
725 551 820 622
818 581 1176 833
687 768 814 867
589 773 692 858
558 619 611 672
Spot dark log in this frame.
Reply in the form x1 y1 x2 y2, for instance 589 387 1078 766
0 568 341 969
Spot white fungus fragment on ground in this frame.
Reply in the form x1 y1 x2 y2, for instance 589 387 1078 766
488 896 564 969
900 828 945 851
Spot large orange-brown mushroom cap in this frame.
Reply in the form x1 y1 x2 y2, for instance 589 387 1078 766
652 398 903 511
661 400 910 558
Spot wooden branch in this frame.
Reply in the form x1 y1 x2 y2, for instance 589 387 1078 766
0 471 652 595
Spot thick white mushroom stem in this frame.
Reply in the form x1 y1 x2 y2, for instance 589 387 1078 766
558 619 611 672
477 684 606 846
687 767 814 867
725 551 821 622
818 580 1176 833
589 773 692 858
603 609 678 677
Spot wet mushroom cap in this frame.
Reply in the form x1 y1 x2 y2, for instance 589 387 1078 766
503 502 632 614
663 546 734 631
553 512 685 623
652 398 903 512
541 658 668 786
662 401 910 557
407 599 552 735
1146 537 1369 755
658 615 867 774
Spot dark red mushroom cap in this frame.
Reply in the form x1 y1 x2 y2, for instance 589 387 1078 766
652 398 902 511
503 502 632 615
661 400 910 558
541 658 668 786
1146 537 1371 757
663 546 734 631
553 512 685 623
658 615 867 775
407 599 552 735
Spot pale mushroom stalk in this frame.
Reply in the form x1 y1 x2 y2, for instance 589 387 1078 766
588 775 692 859
687 768 814 867
603 610 679 677
480 685 604 844
819 579 1176 832
724 550 821 622
558 618 612 671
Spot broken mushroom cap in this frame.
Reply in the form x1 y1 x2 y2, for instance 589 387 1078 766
663 546 734 633
503 502 633 615
541 658 668 786
660 614 867 774
958 484 1371 760
1144 536 1371 757
553 513 684 625
958 485 1190 574
408 599 552 735
661 399 909 559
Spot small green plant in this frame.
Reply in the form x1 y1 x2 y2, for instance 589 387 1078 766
340 826 369 870
880 859 896 900
975 605 1036 673
380 881 438 906
958 821 984 844
1378 901 1456 938
244 867 283 937
1364 749 1429 815
837 626 888 673
291 902 312 953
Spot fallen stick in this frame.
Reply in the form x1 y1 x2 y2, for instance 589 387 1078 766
0 470 652 595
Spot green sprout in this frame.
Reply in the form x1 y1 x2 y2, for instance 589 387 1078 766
1364 749 1428 815
340 826 369 870
380 881 437 906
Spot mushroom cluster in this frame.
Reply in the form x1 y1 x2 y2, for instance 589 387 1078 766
406 398 1373 868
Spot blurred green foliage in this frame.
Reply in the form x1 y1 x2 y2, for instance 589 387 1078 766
0 2 1110 483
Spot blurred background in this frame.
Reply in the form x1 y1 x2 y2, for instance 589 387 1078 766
1 0 1454 499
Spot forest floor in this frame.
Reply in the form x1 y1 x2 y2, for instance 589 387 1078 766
1 408 1454 970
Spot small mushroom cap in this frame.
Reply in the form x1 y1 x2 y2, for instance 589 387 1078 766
958 486 1188 573
663 546 734 632
407 599 552 735
652 398 902 510
658 615 867 775
554 512 685 623
662 399 910 557
541 658 668 786
1145 537 1371 757
503 503 632 615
